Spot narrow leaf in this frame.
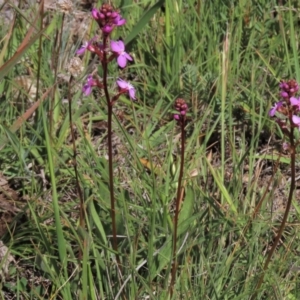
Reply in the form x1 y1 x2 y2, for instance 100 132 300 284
0 1 46 81
125 0 165 45
206 158 238 215
0 86 54 151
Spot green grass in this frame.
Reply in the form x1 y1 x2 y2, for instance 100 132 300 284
1 0 300 299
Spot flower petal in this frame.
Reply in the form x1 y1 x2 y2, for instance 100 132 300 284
76 41 88 55
102 25 113 33
113 15 126 26
290 97 300 110
117 79 136 100
116 18 126 26
117 79 128 89
128 87 136 100
283 142 290 150
117 55 127 68
269 102 282 117
123 52 133 61
91 8 100 20
281 91 289 98
83 84 92 96
111 40 124 52
76 37 97 55
292 115 300 126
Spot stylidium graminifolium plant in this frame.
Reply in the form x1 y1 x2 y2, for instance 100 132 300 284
253 80 300 296
169 98 188 296
75 3 136 266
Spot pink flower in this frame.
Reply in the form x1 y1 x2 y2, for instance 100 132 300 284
91 8 105 20
290 97 300 110
76 37 96 55
117 79 136 100
82 75 96 96
269 102 282 117
112 13 126 26
283 142 290 151
110 40 133 68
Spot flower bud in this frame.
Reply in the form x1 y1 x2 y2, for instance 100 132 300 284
174 98 188 122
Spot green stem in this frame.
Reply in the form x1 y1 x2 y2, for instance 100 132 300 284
68 76 85 230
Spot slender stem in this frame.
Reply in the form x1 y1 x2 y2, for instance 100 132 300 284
67 76 85 261
50 13 65 138
251 120 296 298
35 0 43 104
107 104 118 254
102 37 119 261
169 118 185 297
68 76 85 226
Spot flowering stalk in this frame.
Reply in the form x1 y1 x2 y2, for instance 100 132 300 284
169 98 188 296
252 80 299 297
76 4 135 268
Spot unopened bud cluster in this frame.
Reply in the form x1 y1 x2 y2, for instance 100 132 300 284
174 98 188 121
279 80 299 100
92 4 126 34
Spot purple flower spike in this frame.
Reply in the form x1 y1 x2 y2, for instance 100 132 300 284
93 4 126 35
110 40 133 68
82 75 95 96
117 79 136 100
269 101 283 117
174 98 188 122
292 115 300 130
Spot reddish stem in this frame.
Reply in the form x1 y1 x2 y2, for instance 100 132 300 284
101 36 121 272
169 117 186 297
251 111 296 298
